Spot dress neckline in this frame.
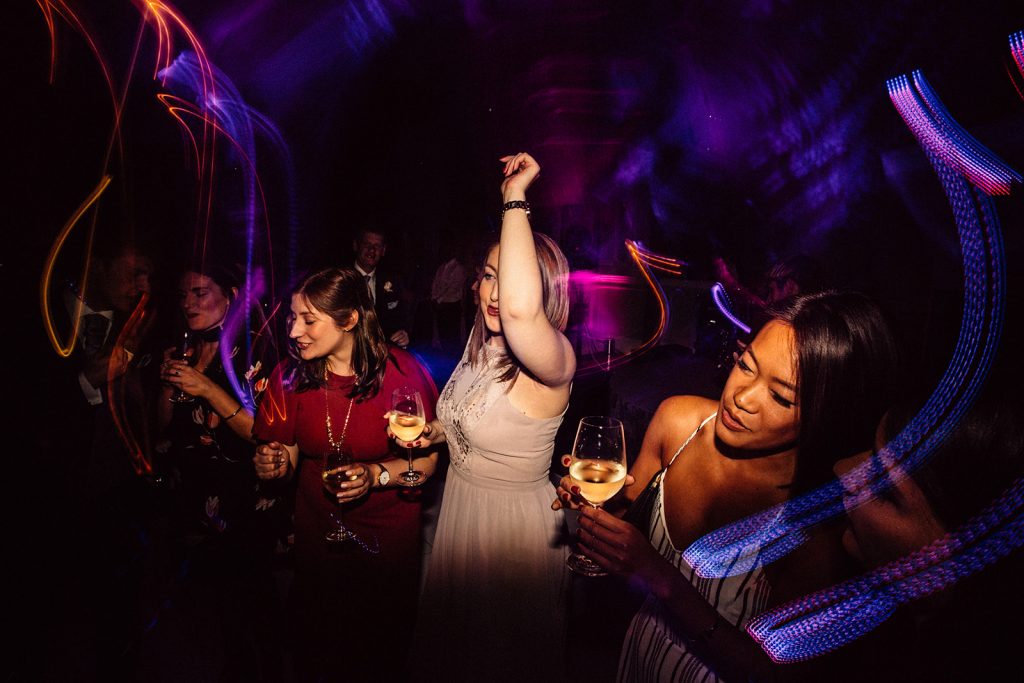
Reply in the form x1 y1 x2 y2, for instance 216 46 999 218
325 371 356 389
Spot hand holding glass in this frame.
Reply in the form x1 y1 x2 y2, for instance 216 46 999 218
391 387 425 486
168 329 195 403
321 448 358 543
567 416 627 577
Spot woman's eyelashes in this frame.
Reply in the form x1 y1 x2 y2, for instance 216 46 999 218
771 392 795 409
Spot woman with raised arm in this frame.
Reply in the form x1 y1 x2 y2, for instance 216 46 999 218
407 153 575 682
555 291 899 682
252 267 438 683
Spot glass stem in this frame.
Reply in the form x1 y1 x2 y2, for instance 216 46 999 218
407 446 414 473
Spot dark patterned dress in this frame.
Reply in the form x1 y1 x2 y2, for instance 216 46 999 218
165 335 284 551
149 332 289 681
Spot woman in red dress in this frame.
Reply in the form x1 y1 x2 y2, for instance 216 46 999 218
253 267 438 683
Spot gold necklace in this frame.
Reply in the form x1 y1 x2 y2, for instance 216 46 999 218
324 363 355 451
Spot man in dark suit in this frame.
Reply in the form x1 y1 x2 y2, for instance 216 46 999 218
352 228 410 348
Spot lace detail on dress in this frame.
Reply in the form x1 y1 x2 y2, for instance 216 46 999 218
438 342 508 473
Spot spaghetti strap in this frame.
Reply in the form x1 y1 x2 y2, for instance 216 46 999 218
665 412 717 469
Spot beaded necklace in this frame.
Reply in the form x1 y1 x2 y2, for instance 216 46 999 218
324 363 355 451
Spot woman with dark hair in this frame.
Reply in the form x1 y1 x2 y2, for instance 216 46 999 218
159 261 278 540
555 290 898 683
405 153 575 681
252 266 438 683
155 261 283 679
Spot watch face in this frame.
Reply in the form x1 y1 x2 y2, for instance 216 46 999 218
379 468 390 486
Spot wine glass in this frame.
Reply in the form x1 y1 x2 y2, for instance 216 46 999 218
168 329 196 403
390 387 425 486
321 447 358 543
566 416 627 577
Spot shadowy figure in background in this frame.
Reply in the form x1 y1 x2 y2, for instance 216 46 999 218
430 239 468 357
714 252 825 314
64 243 157 486
352 227 410 348
830 375 1024 681
50 241 162 682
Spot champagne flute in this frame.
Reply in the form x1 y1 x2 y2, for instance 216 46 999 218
566 416 627 577
168 329 195 403
321 447 358 543
390 387 425 486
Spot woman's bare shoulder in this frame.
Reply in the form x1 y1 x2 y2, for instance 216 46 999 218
653 395 718 425
648 395 718 456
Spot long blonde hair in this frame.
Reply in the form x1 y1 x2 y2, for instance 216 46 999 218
467 231 569 384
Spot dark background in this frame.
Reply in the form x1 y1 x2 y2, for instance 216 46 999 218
7 0 1024 678
12 0 1023 374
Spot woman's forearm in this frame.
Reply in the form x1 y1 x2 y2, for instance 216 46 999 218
373 451 439 489
202 382 255 442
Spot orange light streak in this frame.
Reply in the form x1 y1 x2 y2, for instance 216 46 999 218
39 175 112 357
576 240 678 376
135 0 220 246
106 293 154 475
155 95 276 255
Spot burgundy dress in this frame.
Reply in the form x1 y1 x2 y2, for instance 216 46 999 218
254 348 437 683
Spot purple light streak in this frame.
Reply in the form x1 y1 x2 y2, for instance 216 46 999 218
710 282 751 334
691 71 1017 662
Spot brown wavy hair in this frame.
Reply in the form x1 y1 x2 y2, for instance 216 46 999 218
285 267 390 400
467 231 570 385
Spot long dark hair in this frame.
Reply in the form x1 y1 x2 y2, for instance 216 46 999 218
467 231 570 384
286 267 390 401
774 291 898 492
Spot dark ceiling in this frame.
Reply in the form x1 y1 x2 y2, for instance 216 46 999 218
12 0 1024 379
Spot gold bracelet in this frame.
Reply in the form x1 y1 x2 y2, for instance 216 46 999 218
221 405 243 422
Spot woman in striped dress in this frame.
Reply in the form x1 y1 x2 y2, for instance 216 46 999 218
556 291 898 682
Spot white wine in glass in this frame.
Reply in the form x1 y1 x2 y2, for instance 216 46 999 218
569 459 627 506
168 329 196 403
391 386 425 486
566 416 627 577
